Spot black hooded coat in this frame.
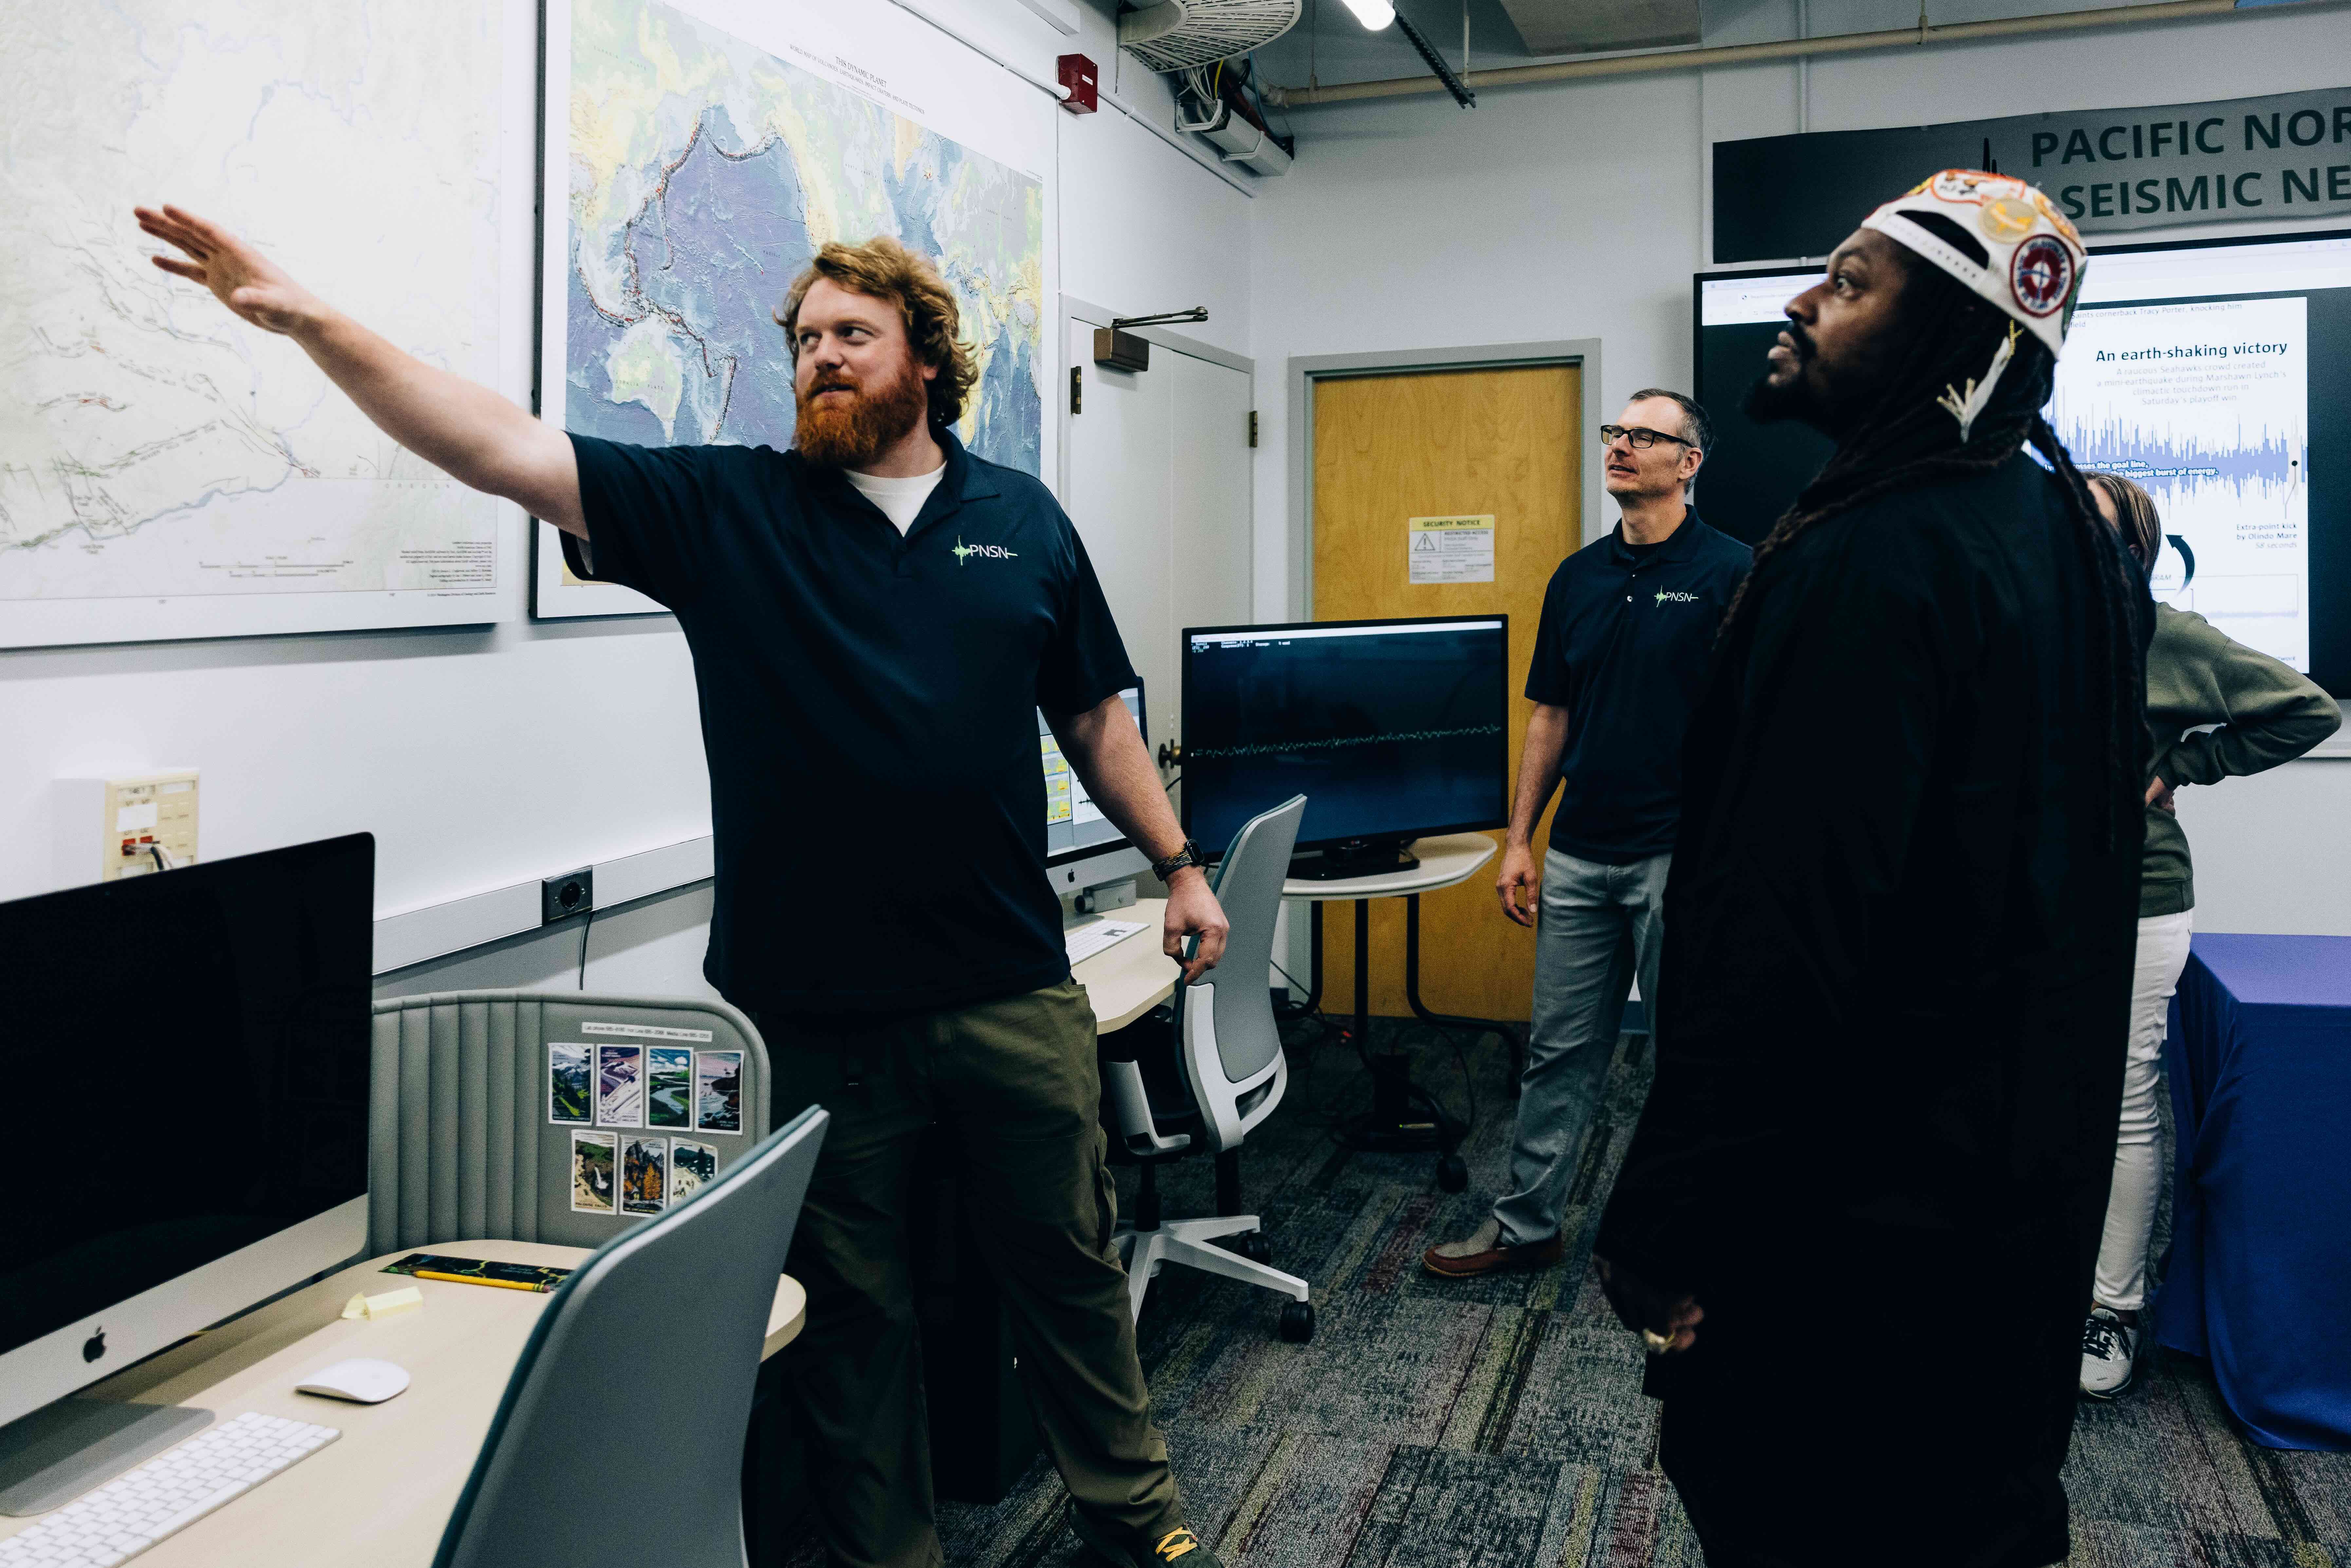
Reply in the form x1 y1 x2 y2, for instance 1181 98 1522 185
1595 449 2153 1567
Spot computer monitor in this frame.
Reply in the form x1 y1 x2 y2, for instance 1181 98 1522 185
1180 617 1509 871
1694 229 2351 695
1040 683 1151 899
0 836 374 1471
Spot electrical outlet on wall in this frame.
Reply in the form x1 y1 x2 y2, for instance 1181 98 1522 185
55 771 199 886
542 867 594 924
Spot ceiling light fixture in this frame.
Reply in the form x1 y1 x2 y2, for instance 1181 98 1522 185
1339 0 1395 28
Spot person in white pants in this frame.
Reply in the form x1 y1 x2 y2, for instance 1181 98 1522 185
2079 471 2342 1399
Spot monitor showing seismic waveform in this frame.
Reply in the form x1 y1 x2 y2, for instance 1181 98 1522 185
1180 617 1509 855
1693 230 2351 695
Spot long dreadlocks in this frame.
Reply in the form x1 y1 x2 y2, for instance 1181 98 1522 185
1717 259 2145 843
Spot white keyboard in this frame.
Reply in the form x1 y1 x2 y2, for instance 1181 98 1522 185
0 1412 339 1567
1065 918 1148 966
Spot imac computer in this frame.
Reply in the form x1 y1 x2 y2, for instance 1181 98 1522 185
1180 618 1510 877
1041 682 1150 901
0 834 375 1509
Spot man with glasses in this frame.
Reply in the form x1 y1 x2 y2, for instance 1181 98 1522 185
1424 390 1749 1280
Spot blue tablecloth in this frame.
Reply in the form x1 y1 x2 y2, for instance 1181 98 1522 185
2157 932 2351 1450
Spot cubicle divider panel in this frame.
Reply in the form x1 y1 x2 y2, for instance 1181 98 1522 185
370 991 773 1256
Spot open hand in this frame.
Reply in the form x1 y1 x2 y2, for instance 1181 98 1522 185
2145 775 2176 815
1595 1254 1704 1354
1164 867 1229 985
1495 841 1540 928
135 205 324 335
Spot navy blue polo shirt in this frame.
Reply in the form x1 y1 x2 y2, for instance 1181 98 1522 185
1526 510 1751 864
563 428 1137 1015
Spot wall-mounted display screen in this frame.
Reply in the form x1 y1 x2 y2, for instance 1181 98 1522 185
1694 230 2351 696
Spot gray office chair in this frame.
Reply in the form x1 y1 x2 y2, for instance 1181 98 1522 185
1100 794 1314 1342
432 1104 828 1568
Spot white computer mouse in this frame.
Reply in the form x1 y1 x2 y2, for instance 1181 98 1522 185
295 1357 411 1404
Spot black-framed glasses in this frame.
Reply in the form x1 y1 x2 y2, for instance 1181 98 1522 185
1600 424 1694 451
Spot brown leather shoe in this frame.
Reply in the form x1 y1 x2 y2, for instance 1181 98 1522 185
1421 1217 1563 1278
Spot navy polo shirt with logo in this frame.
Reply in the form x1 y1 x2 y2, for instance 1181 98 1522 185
1525 510 1751 865
563 428 1137 1015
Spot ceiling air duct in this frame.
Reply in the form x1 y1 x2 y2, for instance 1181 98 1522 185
1118 0 1301 73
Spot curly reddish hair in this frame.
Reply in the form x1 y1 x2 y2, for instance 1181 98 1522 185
775 237 979 429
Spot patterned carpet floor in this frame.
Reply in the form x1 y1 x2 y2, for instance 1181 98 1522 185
899 1017 2351 1567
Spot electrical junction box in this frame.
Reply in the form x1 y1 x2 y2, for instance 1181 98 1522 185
1093 327 1150 373
56 770 200 886
1056 53 1098 113
542 866 595 924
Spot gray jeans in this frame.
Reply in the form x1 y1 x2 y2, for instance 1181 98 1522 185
1491 847 1669 1248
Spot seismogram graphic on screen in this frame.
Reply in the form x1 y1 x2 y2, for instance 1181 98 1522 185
2053 296 2309 669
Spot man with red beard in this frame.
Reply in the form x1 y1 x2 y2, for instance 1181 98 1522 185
137 212 1231 1568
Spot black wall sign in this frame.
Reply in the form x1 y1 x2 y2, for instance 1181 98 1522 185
1715 85 2351 263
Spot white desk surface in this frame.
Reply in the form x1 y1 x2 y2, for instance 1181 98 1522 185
0 1240 805 1566
1281 833 1499 902
1072 896 1179 1034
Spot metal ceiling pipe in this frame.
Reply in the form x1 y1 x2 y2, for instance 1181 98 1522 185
1265 0 2300 108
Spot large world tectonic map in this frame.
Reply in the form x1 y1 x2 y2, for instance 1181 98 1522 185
0 2 505 637
563 0 1044 471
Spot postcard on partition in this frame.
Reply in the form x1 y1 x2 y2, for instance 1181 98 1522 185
548 1043 593 1125
571 1130 617 1214
646 1045 694 1129
695 1050 743 1134
670 1137 718 1201
621 1136 667 1216
597 1043 644 1128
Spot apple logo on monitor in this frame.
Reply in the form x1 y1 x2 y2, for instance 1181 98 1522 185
83 1328 106 1364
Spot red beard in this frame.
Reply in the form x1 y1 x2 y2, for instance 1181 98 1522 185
794 354 931 469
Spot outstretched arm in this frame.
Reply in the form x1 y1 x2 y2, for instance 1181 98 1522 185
136 205 584 536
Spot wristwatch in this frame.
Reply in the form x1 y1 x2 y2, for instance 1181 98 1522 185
1151 839 1207 881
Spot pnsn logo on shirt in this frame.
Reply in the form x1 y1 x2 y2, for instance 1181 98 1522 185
1654 588 1700 605
952 536 1019 565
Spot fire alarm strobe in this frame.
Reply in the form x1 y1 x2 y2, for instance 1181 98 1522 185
1057 54 1098 114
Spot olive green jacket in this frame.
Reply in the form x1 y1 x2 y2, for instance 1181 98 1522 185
2143 604 2341 916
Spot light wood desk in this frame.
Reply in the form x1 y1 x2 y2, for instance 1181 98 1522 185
0 1239 805 1566
1071 895 1181 1033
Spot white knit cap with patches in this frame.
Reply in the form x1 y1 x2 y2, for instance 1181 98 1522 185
1861 169 2087 439
1861 169 2086 360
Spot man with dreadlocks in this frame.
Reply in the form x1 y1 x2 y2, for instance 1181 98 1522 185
1589 171 2152 1566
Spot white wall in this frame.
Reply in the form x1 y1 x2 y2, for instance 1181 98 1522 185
0 0 1256 1003
1248 0 2351 934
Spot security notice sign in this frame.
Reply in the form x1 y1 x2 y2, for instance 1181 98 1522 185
1408 515 1495 584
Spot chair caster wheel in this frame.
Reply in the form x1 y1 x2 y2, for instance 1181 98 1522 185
1436 1153 1468 1193
1236 1231 1272 1264
1278 1301 1316 1342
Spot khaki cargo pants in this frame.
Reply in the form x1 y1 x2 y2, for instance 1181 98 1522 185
764 980 1181 1568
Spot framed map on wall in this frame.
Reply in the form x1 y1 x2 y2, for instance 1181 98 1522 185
534 0 1054 619
0 1 533 649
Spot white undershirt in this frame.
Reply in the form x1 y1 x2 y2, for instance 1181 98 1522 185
845 463 947 535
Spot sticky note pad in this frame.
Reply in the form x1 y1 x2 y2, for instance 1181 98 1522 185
342 1286 424 1320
